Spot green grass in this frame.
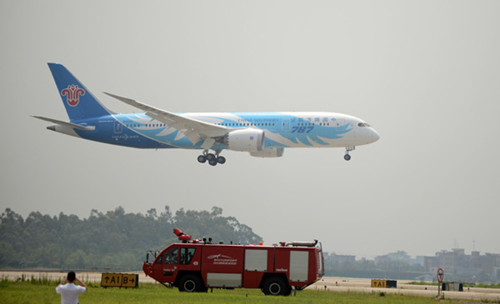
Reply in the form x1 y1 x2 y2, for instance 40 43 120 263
0 280 495 304
464 283 500 289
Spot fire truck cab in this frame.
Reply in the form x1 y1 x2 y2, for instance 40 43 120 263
143 229 324 296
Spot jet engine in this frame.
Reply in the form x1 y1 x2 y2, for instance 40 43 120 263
250 147 284 158
225 129 265 152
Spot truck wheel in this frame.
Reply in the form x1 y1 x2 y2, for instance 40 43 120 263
179 274 205 292
262 277 291 296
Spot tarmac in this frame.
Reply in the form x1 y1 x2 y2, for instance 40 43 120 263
2 271 499 301
310 277 500 301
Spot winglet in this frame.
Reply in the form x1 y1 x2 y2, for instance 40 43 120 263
103 92 137 106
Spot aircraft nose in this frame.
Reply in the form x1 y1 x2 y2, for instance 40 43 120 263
369 128 380 143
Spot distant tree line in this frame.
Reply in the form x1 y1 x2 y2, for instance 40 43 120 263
0 206 261 271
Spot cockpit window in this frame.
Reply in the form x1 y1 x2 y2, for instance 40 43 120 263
358 122 371 127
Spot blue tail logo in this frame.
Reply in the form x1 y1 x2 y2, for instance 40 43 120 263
48 63 112 122
61 84 85 107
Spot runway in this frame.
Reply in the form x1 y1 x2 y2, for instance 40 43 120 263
310 277 500 301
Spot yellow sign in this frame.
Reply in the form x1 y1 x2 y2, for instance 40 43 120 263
101 273 138 288
121 274 138 288
371 279 387 288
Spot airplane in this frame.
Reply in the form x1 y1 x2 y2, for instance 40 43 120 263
33 63 380 166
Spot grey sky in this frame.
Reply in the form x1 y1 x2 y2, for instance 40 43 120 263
1 0 499 258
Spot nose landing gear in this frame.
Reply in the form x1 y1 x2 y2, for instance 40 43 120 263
344 146 355 161
197 150 226 166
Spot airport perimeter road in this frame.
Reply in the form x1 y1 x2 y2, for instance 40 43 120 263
310 277 500 301
1 272 499 301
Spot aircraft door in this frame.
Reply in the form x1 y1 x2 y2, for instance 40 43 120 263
282 119 291 132
113 122 123 134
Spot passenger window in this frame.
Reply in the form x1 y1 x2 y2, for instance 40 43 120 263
163 248 178 265
180 248 196 265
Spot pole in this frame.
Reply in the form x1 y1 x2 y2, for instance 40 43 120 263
437 268 444 298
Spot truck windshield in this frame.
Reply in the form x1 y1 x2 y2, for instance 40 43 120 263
164 247 178 265
154 254 162 264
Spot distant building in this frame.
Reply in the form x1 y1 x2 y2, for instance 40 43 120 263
334 254 356 264
415 256 425 267
324 252 356 264
323 248 499 283
375 251 412 265
424 248 500 282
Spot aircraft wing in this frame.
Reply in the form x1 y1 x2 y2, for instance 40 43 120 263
32 116 95 131
104 93 229 144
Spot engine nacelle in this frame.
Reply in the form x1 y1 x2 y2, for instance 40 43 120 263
250 147 284 158
225 129 265 152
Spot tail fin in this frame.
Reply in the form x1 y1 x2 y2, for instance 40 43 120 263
48 63 112 121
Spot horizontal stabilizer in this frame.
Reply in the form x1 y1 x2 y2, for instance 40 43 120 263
32 116 95 131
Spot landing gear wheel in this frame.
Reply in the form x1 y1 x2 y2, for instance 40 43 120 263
199 150 226 166
262 277 291 296
206 153 216 161
344 146 355 161
179 274 205 292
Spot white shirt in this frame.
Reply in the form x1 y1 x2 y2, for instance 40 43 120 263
56 283 86 304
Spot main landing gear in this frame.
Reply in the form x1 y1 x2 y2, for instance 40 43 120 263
197 150 226 166
344 146 355 161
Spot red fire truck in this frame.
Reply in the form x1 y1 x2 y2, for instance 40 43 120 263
143 229 324 296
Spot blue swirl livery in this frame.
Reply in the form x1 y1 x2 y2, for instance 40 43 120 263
33 63 380 166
